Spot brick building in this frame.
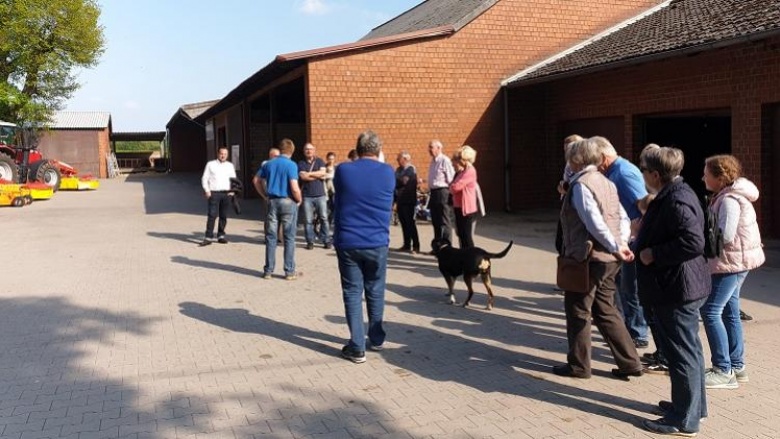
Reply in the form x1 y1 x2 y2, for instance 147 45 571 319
166 100 218 173
197 0 662 206
38 111 112 178
503 0 780 237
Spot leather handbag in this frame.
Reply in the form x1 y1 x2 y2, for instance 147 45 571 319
556 240 593 293
556 255 590 293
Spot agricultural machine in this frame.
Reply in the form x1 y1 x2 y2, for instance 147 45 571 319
0 120 98 194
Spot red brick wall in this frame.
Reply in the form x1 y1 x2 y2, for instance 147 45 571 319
508 35 780 235
306 0 662 209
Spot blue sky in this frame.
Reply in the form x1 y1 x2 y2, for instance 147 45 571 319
65 0 422 132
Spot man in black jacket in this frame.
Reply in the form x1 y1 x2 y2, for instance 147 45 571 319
634 146 710 437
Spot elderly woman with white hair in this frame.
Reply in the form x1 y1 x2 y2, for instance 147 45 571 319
448 145 482 248
554 138 642 380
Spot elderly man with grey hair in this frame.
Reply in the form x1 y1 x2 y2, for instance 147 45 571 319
591 136 652 353
333 130 395 364
427 139 455 253
554 138 642 380
394 151 420 253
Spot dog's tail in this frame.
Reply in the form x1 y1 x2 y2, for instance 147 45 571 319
487 240 513 259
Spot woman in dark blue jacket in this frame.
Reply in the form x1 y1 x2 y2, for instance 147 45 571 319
634 146 710 437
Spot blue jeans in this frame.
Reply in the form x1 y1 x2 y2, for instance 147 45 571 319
302 195 330 244
337 247 388 352
264 198 298 276
617 260 649 342
654 298 708 433
700 271 748 372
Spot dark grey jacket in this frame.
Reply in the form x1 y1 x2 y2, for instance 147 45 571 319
635 178 711 305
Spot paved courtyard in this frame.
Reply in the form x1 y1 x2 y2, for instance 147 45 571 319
2 173 779 439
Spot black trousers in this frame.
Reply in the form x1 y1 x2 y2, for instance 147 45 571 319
453 207 475 249
397 203 419 250
429 188 453 246
206 192 230 239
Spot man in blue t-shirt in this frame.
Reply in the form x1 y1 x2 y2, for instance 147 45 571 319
252 139 302 280
593 136 653 353
333 130 395 364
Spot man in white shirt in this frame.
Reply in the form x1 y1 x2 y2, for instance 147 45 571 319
427 139 455 252
200 146 237 246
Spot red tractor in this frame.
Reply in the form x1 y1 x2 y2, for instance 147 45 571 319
0 120 64 191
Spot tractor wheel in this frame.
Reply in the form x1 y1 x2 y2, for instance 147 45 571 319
24 195 33 205
12 197 23 207
31 160 61 191
0 154 18 182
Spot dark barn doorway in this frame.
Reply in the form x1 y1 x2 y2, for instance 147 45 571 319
639 113 731 196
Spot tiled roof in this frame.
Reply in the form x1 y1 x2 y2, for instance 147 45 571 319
504 0 780 86
180 100 219 120
360 0 499 40
51 111 111 129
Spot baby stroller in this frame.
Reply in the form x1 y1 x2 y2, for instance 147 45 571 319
415 189 431 221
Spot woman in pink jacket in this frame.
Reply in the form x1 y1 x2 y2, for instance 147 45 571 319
449 145 481 248
701 154 765 389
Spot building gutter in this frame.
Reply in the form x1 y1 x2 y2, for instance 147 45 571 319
502 87 511 212
276 25 455 62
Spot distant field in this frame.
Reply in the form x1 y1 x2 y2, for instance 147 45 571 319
115 141 161 153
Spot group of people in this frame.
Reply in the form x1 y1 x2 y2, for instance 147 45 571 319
198 134 485 364
394 140 485 255
555 135 764 437
198 131 765 436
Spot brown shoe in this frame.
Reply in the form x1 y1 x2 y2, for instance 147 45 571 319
552 364 590 379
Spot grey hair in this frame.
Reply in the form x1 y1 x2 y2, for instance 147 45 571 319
591 136 618 158
641 146 684 183
430 139 443 150
398 151 411 160
566 139 602 168
356 130 382 157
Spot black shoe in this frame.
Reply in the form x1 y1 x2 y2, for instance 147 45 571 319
393 246 412 252
641 351 658 365
217 237 228 244
642 418 697 437
633 338 650 349
198 239 212 247
305 242 314 250
740 309 753 321
341 346 366 364
611 368 643 379
551 364 590 379
655 401 708 421
324 242 332 249
643 363 670 375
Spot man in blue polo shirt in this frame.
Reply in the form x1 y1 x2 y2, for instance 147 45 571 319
253 139 302 280
334 130 395 364
593 136 654 352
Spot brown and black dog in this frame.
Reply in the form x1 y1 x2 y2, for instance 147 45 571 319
431 239 513 310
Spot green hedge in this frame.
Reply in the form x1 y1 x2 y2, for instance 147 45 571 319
115 141 160 152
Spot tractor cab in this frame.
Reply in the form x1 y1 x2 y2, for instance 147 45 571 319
0 121 16 147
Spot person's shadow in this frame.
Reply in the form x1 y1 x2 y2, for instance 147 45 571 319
178 301 657 429
178 302 343 356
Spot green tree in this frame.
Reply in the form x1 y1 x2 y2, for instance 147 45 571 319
0 0 105 126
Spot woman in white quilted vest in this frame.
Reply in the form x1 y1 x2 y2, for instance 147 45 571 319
701 154 765 390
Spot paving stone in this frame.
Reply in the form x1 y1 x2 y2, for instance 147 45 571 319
0 174 778 438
